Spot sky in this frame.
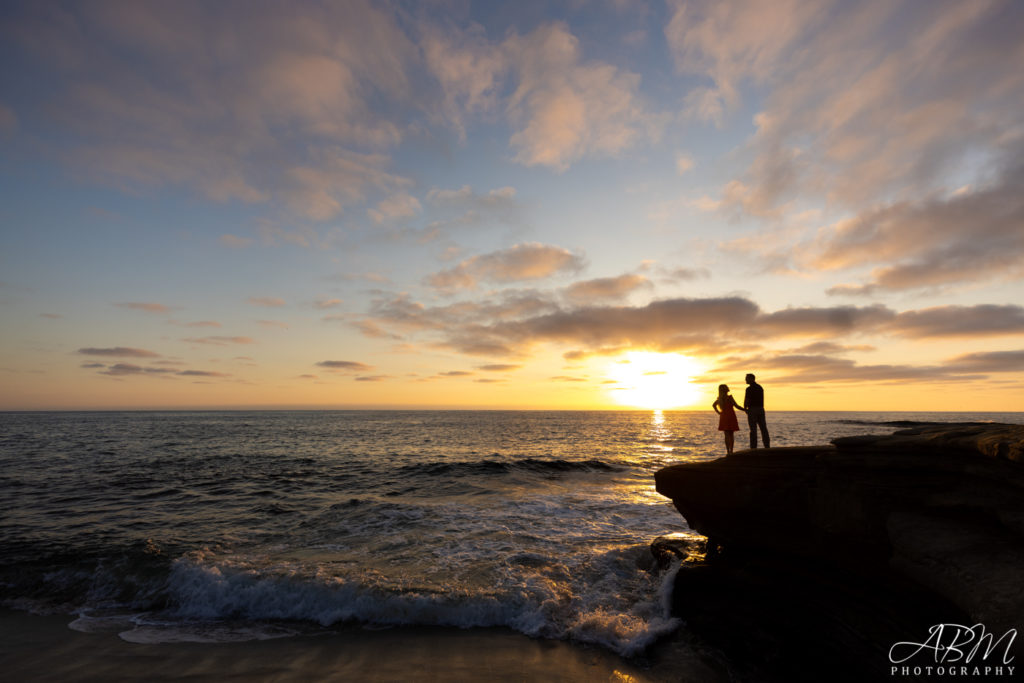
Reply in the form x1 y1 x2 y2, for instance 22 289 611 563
1 0 1023 411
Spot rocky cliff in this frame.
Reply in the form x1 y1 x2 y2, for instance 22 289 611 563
652 423 1024 680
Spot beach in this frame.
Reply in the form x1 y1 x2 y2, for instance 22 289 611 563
0 609 729 682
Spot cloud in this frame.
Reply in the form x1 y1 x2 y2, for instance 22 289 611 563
425 242 584 292
424 20 659 171
98 363 146 376
489 297 762 350
220 234 253 248
676 153 695 174
789 341 875 355
316 360 373 372
360 287 1024 371
314 298 344 310
348 319 400 340
887 305 1024 338
175 320 221 328
661 266 710 282
359 291 559 341
709 353 983 385
79 362 106 369
256 320 288 330
283 148 411 221
564 274 650 304
328 271 390 284
825 283 877 297
504 23 656 171
752 304 896 339
421 23 506 139
802 150 1024 290
177 370 231 378
182 336 255 346
423 185 523 233
248 296 286 308
77 346 160 358
946 350 1024 373
4 1 425 217
665 0 827 123
354 375 389 382
368 192 422 224
98 363 177 376
115 302 175 314
438 370 473 377
712 346 1024 384
682 0 1024 224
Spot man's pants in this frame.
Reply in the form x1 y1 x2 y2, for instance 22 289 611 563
748 409 770 449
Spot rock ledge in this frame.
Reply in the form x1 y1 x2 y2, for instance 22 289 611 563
653 423 1024 679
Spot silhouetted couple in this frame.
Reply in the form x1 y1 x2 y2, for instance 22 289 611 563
712 373 770 455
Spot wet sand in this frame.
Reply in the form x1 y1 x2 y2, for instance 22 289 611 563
0 609 726 682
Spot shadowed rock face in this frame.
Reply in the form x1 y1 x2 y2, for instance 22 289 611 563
654 423 1024 676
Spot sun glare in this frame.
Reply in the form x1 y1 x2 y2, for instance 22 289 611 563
605 351 703 410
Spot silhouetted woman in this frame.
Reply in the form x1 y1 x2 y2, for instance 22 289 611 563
713 384 746 454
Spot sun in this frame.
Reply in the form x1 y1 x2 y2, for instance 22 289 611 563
605 351 703 410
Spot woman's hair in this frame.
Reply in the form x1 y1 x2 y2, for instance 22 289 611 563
718 384 729 398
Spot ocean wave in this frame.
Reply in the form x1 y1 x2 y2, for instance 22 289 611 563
397 458 622 478
153 545 680 656
2 541 683 657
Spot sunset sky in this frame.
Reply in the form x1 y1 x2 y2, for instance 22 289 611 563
2 0 1023 411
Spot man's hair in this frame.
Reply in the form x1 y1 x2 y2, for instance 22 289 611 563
746 373 755 381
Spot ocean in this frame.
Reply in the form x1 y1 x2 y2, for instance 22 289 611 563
2 410 1022 662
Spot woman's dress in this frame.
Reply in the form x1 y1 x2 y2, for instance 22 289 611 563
718 400 739 431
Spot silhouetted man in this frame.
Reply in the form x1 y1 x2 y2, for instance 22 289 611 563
744 373 770 449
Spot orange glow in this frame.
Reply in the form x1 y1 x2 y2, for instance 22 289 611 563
604 352 703 410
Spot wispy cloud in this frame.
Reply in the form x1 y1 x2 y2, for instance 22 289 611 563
182 336 256 346
78 347 160 358
564 274 650 304
681 0 1024 228
6 1 419 220
369 192 422 224
316 360 373 372
174 320 222 328
886 305 1024 338
177 370 231 378
220 234 253 248
804 149 1024 291
478 364 522 372
503 23 658 170
425 21 659 171
946 350 1024 373
425 242 584 292
115 302 175 314
99 363 173 376
248 297 286 308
